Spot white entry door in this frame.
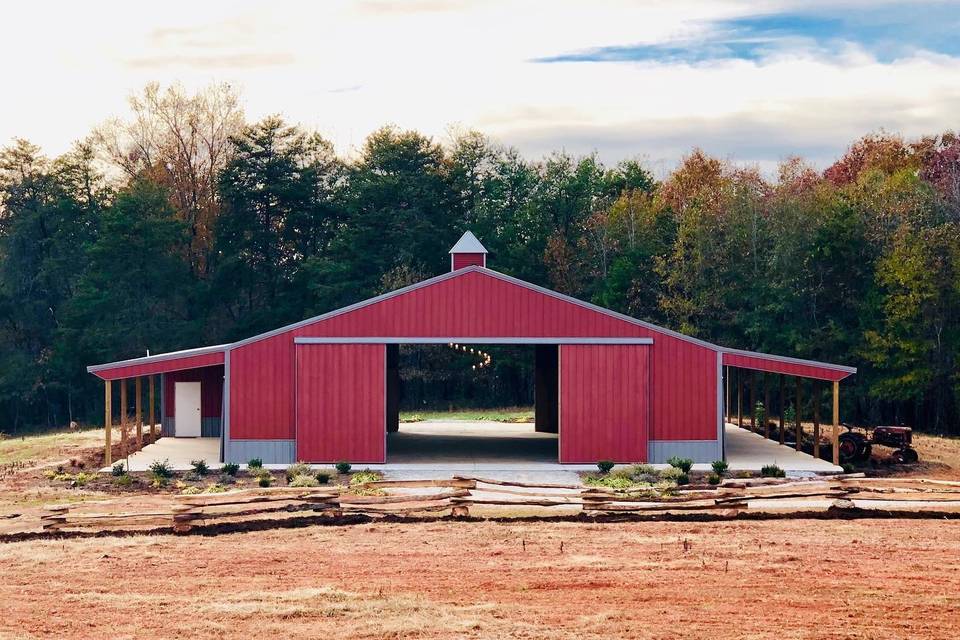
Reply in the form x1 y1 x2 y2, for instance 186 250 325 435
175 382 202 437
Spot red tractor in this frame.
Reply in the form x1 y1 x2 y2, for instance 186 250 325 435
838 424 919 464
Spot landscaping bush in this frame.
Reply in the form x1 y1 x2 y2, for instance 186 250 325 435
285 462 313 482
204 484 228 493
180 485 202 495
72 472 95 486
114 474 133 487
218 474 236 485
111 462 127 477
659 466 685 482
841 462 855 474
596 460 615 474
247 458 263 469
349 469 382 486
190 459 210 476
761 464 786 478
257 474 273 488
148 459 174 479
629 464 656 477
336 461 352 474
711 460 729 476
289 474 319 487
315 470 333 484
667 456 693 473
220 462 240 476
584 474 636 490
707 472 721 485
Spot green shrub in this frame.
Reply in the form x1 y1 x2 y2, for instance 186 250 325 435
841 462 855 474
676 473 690 485
667 456 693 473
247 458 263 469
335 461 352 474
148 459 174 479
204 484 228 493
753 401 766 430
350 469 382 486
629 464 656 477
247 465 271 479
659 466 684 481
707 472 721 485
584 474 636 490
182 471 200 482
315 470 333 484
72 472 95 486
180 485 202 495
220 462 240 476
111 462 127 477
115 474 133 487
596 460 615 474
257 474 273 488
761 464 786 478
289 474 319 488
711 460 729 476
150 475 168 488
190 459 210 476
285 462 313 482
218 474 236 485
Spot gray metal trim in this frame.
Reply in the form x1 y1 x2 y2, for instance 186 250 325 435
222 349 230 464
293 337 654 345
721 347 857 374
225 439 296 465
448 230 488 254
648 440 721 464
86 344 228 373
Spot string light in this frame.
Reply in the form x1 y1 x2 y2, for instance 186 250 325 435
448 343 493 371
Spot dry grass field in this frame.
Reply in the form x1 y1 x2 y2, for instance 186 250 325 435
1 518 959 639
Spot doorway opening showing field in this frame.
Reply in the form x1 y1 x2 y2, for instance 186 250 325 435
385 343 558 464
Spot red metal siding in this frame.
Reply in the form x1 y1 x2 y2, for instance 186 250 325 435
295 344 385 463
164 366 224 418
229 269 718 442
452 253 484 269
92 351 225 381
559 345 650 463
723 353 851 381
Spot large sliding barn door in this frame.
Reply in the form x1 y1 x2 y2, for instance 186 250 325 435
559 344 650 463
296 344 385 463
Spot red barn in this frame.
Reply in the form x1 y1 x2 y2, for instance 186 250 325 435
88 232 856 465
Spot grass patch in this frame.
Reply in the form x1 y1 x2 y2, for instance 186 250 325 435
398 407 534 423
0 427 108 465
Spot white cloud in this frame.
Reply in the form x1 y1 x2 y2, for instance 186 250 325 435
1 0 957 170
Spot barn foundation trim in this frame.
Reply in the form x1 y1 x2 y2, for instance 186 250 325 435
293 337 654 345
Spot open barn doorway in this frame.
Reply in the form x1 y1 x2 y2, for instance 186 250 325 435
385 343 559 464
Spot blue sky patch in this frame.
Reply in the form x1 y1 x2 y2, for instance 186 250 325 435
534 4 960 65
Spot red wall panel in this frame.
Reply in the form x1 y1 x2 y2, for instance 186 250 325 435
295 344 385 463
722 353 851 381
92 351 224 381
229 269 719 443
559 345 650 463
164 366 224 418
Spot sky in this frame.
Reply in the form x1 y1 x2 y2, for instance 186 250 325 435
2 0 959 173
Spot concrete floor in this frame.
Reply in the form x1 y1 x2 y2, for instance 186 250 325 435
101 421 842 476
102 437 220 472
723 423 843 473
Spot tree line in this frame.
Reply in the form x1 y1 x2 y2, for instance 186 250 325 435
1 83 958 434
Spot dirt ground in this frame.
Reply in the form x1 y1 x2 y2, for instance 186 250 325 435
0 518 958 639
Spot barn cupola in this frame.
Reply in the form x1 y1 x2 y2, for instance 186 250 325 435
449 231 488 271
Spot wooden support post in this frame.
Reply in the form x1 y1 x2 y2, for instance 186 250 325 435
736 369 743 428
149 376 156 438
104 379 112 466
120 378 128 459
135 377 143 448
832 381 840 466
795 377 802 451
724 366 730 422
813 381 821 460
749 371 756 431
763 373 771 440
778 374 785 445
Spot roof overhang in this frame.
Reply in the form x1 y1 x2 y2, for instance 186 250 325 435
86 345 227 381
721 349 856 382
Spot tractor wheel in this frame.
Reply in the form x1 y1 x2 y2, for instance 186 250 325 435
856 443 872 463
890 449 906 464
838 434 860 463
901 448 919 464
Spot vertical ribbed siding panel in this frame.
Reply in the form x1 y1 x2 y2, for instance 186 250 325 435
295 344 384 463
559 345 649 463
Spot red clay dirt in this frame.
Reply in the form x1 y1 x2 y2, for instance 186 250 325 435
1 518 958 639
